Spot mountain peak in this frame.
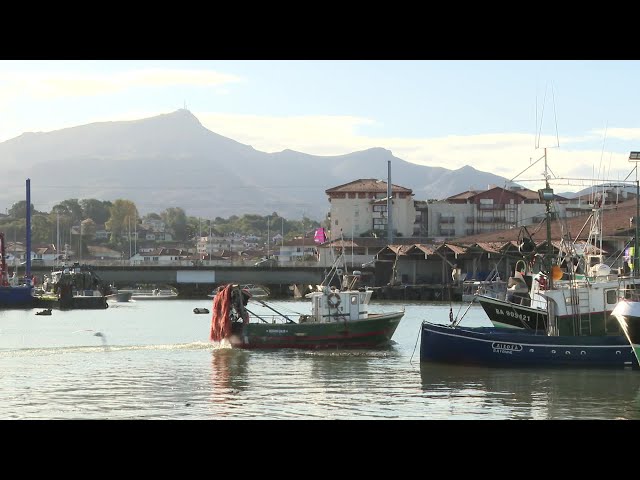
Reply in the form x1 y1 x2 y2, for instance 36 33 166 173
149 108 203 127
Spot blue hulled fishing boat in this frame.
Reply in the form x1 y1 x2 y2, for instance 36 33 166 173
420 149 640 370
0 179 35 308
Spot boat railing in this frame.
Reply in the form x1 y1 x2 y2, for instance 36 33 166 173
245 313 298 324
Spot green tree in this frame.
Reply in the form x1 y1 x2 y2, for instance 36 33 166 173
80 199 112 225
143 213 162 221
52 199 83 224
161 207 187 241
31 214 52 244
106 199 139 244
8 201 35 219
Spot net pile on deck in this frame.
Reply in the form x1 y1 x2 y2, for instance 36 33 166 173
210 284 233 342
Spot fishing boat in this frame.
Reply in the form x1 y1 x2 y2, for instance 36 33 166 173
420 320 638 368
209 250 405 349
39 262 109 310
476 150 640 334
0 180 36 308
461 278 507 303
420 148 640 369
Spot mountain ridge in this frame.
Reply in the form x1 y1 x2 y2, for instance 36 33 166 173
0 109 517 221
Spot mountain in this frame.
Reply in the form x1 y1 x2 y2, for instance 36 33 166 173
0 109 518 221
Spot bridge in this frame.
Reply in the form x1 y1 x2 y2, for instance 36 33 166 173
28 265 332 298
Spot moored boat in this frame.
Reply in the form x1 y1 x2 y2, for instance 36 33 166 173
129 288 178 300
461 279 507 303
420 321 638 369
39 262 109 310
0 180 36 308
420 148 640 370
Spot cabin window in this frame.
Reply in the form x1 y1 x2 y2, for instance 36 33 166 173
351 295 357 305
606 289 617 304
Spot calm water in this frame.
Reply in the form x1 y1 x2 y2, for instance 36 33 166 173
1 298 639 420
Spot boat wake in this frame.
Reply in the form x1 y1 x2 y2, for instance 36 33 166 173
0 341 214 357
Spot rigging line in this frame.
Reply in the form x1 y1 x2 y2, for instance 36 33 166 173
508 153 546 183
552 82 560 148
598 122 608 183
537 83 548 149
535 88 538 150
409 323 421 365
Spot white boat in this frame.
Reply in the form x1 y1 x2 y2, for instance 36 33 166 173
121 288 179 300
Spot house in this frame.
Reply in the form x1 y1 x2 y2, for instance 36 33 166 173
129 247 191 266
31 244 60 266
276 237 319 265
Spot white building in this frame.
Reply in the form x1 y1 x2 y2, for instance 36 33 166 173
325 179 416 241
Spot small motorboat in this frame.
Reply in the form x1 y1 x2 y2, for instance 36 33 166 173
193 307 210 314
35 308 52 316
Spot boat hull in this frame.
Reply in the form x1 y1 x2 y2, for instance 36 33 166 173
477 294 620 336
477 295 549 330
0 286 35 308
420 321 638 369
228 312 404 349
107 292 132 302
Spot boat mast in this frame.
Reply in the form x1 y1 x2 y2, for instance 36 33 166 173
25 178 31 282
539 149 558 336
544 149 553 290
387 160 393 245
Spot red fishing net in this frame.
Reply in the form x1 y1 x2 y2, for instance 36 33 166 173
210 284 233 341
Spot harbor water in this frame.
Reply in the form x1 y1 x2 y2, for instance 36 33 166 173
1 298 640 420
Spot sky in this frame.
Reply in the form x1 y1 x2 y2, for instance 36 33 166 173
2 59 640 195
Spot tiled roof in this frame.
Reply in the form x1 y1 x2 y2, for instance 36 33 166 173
454 199 639 243
325 179 413 194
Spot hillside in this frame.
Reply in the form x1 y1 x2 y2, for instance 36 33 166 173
0 109 517 221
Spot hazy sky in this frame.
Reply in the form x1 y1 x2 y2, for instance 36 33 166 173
2 60 640 192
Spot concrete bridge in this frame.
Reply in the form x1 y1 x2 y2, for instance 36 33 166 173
28 265 332 298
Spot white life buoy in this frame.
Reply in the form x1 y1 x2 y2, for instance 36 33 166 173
327 292 341 308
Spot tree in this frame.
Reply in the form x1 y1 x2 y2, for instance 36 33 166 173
31 214 52 244
77 218 96 256
105 199 139 244
161 207 187 241
80 199 113 225
52 199 83 224
8 201 35 219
